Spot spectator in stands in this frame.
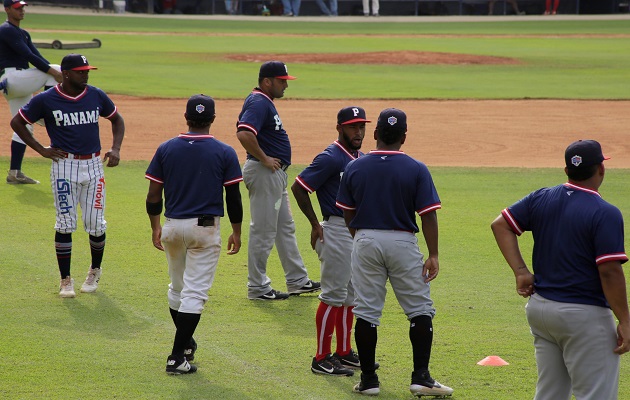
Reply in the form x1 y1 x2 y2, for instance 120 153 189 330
488 0 525 14
281 0 300 15
362 0 378 16
316 0 337 16
544 0 559 14
225 0 239 14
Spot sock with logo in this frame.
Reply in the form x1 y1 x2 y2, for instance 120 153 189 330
315 301 338 361
55 232 72 278
410 315 433 372
10 140 26 170
354 317 377 374
89 233 105 269
335 305 354 356
171 312 201 358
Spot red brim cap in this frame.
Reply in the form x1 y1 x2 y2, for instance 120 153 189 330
71 66 98 71
341 118 371 125
274 75 296 80
11 1 28 8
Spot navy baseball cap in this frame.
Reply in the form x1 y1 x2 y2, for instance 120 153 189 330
259 61 296 80
4 0 27 8
377 108 407 132
565 139 610 169
186 94 215 120
61 54 98 71
338 106 370 125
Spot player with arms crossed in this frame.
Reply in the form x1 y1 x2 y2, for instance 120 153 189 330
1 0 62 184
336 108 453 398
292 106 373 376
491 139 629 400
11 53 124 298
236 60 319 300
146 95 243 375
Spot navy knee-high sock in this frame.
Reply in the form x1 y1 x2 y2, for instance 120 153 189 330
55 232 72 278
10 140 26 170
409 315 433 372
89 233 105 269
354 318 378 375
171 312 201 358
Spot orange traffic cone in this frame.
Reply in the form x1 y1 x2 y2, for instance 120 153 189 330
477 356 509 366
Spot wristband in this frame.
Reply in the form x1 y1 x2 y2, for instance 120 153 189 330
146 199 163 216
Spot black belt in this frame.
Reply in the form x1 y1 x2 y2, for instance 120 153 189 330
248 157 289 171
0 67 23 76
197 215 216 227
323 216 330 221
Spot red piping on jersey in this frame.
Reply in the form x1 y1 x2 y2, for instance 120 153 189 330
563 182 602 198
236 122 258 136
501 208 524 236
596 252 629 264
54 84 88 101
333 140 360 160
368 150 404 155
417 203 441 216
224 177 244 186
145 173 163 184
252 88 273 103
335 201 355 211
178 133 215 139
295 176 315 194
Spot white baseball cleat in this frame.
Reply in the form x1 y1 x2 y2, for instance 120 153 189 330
59 277 76 298
80 267 102 293
410 370 453 397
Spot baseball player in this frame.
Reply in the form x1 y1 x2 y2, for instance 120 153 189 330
1 0 62 184
292 106 372 377
236 60 320 300
10 53 125 298
336 108 453 397
146 94 243 375
491 139 629 400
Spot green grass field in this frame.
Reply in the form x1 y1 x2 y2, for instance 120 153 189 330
1 12 629 399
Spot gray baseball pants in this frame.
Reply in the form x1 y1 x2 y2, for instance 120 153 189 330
526 293 620 400
242 159 310 298
351 229 435 326
315 216 355 307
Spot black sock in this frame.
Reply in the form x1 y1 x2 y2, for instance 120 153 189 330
409 315 433 372
10 140 26 170
89 233 105 269
169 308 178 327
55 232 72 278
354 318 378 375
171 312 201 358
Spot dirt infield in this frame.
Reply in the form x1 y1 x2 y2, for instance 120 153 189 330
5 97 629 169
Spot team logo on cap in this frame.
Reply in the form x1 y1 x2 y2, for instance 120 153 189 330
195 104 205 114
387 116 397 126
571 155 582 167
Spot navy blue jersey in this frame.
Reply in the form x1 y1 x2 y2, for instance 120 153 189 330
336 151 441 232
19 85 117 154
502 182 628 308
145 133 243 219
0 20 50 71
295 140 362 218
237 88 291 165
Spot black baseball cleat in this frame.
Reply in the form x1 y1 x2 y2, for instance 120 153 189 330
410 370 454 397
166 355 197 375
353 372 380 396
333 349 380 370
311 354 354 376
251 289 290 300
288 280 321 295
184 338 197 362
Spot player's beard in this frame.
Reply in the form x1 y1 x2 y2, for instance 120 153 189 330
341 129 363 151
